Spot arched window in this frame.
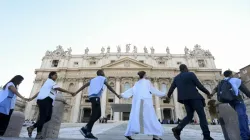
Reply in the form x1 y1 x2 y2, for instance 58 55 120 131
161 83 169 104
110 82 114 88
108 82 115 97
68 83 75 91
123 82 132 103
124 82 130 92
160 83 167 93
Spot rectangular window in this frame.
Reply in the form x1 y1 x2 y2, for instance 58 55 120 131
74 62 79 67
177 62 182 65
108 99 114 103
139 60 144 63
198 60 205 67
52 60 59 67
85 99 90 103
158 61 165 65
90 61 96 65
243 70 248 74
111 60 115 63
163 99 168 103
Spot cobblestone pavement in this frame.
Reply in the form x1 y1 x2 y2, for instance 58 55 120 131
0 123 224 140
96 123 224 140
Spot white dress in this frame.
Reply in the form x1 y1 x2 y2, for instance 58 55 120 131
121 79 165 136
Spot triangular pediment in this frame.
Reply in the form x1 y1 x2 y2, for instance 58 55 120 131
101 57 153 69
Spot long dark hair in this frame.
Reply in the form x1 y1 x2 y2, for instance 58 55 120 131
3 75 24 90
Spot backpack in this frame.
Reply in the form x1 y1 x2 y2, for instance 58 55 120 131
217 78 237 103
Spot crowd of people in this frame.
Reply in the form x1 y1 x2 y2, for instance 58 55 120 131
23 120 36 127
99 117 108 123
0 64 250 140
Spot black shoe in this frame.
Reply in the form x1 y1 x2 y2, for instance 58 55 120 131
153 138 163 140
35 133 44 139
125 136 134 140
85 133 98 140
172 127 181 140
80 127 88 137
203 137 214 140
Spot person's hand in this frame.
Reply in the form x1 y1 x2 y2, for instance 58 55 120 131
165 97 171 103
23 98 29 102
69 92 75 96
161 95 167 99
117 95 122 99
73 92 77 96
83 95 88 98
207 94 213 99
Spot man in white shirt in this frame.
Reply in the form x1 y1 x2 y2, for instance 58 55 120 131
75 70 121 140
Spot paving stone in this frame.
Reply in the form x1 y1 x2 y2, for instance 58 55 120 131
0 122 225 140
96 123 224 140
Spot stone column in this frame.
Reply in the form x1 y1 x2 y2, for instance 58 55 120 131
110 108 113 120
79 107 83 123
101 85 107 117
171 108 174 120
217 103 240 140
121 113 123 121
4 111 25 137
70 80 83 123
204 83 212 120
114 77 121 121
24 80 43 120
42 94 66 139
161 108 164 120
153 78 162 120
173 89 181 119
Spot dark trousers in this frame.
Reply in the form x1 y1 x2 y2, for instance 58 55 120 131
178 99 210 138
230 101 250 140
86 97 101 132
0 109 13 136
33 97 53 133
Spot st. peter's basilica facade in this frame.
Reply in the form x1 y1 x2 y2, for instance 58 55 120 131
24 44 221 123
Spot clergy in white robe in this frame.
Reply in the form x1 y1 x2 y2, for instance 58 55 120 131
121 78 166 138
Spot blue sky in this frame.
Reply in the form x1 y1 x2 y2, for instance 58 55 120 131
0 0 250 97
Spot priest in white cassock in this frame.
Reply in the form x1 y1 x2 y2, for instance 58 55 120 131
121 71 166 140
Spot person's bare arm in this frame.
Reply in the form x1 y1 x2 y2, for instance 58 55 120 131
29 92 39 101
75 82 90 95
54 87 74 95
167 78 177 98
239 83 250 98
211 85 218 96
9 85 28 101
104 81 120 98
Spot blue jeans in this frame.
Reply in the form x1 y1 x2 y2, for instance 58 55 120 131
230 101 250 140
